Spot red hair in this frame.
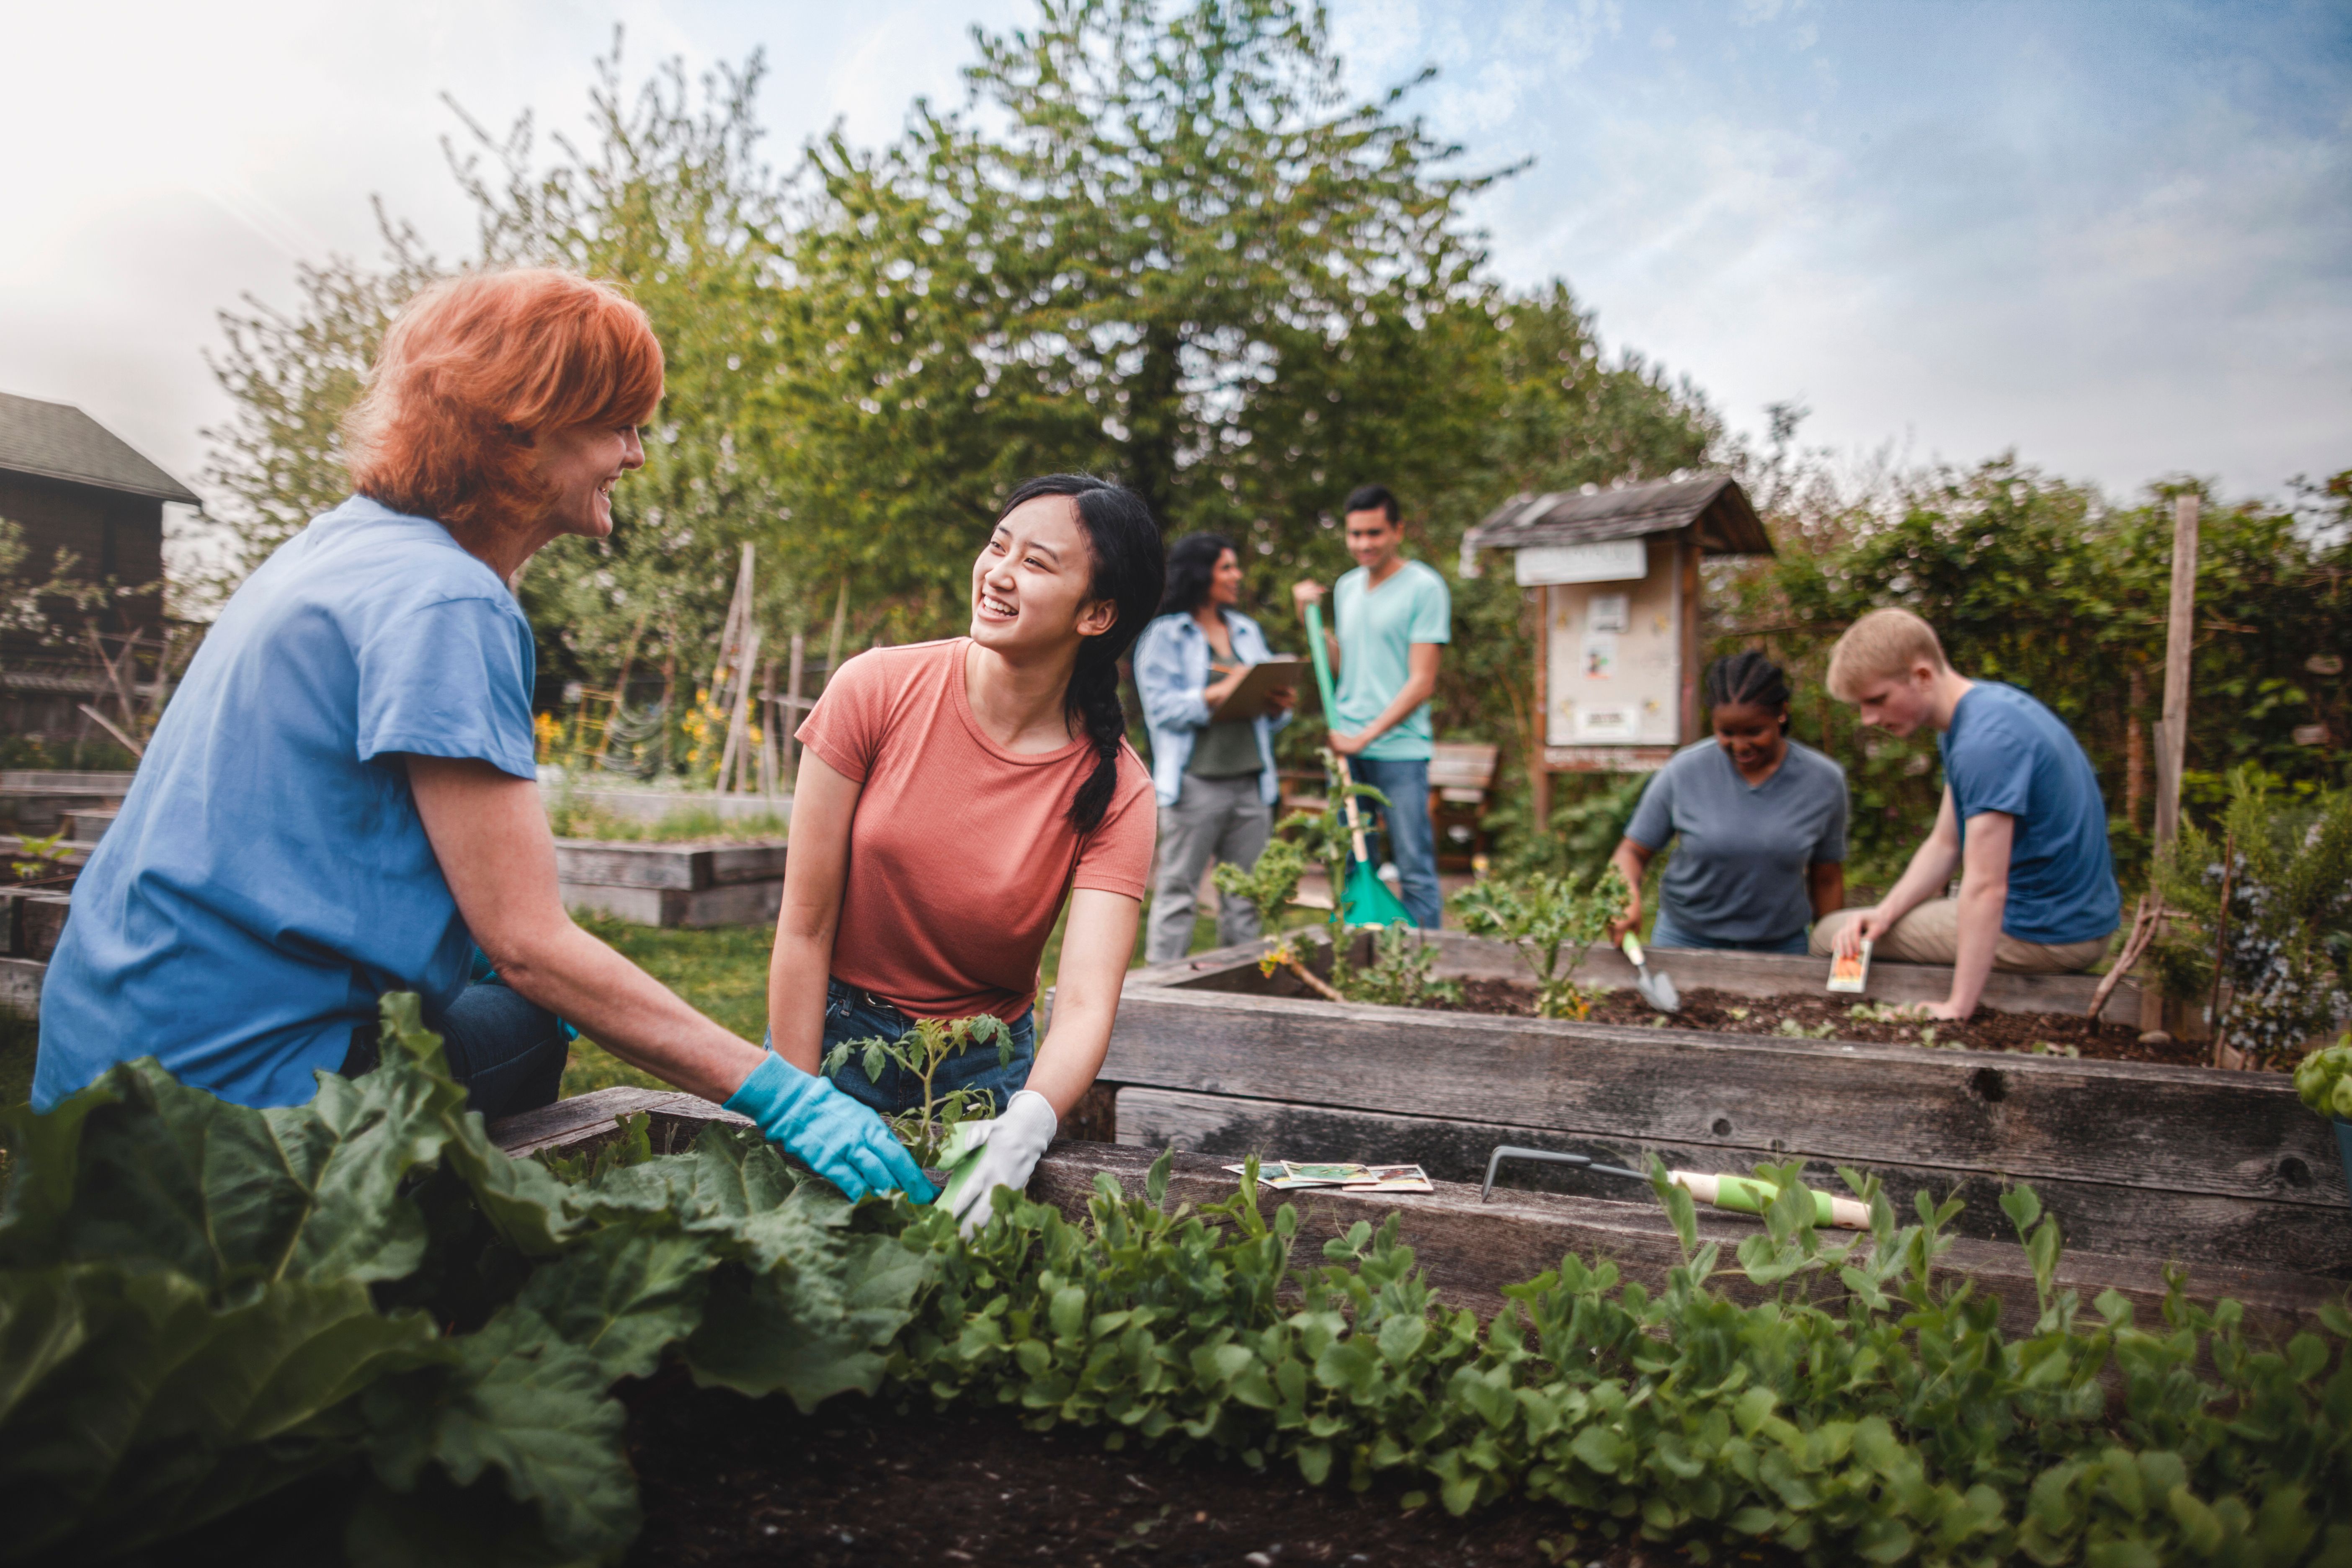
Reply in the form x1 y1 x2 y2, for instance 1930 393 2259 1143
344 268 664 532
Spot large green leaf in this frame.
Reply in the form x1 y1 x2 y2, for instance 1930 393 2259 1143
363 1305 635 1563
0 1265 441 1561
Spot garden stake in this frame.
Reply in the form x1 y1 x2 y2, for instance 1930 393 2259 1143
1303 600 1412 928
2209 828 2243 1069
1479 1144 1869 1228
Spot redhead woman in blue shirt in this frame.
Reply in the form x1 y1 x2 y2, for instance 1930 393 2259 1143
33 269 928 1205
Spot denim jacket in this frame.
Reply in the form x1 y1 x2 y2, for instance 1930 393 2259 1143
1132 609 1291 807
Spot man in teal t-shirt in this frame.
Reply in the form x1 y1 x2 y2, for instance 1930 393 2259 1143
1292 483 1452 928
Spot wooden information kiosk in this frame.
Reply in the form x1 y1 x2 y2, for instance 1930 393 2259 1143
1460 473 1774 820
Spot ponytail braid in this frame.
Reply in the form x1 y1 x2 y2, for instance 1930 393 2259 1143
1065 652 1130 836
990 474 1167 836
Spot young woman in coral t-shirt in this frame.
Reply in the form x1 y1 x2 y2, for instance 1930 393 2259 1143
769 474 1164 1230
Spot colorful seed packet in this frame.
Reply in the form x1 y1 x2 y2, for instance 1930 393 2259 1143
1222 1161 1434 1193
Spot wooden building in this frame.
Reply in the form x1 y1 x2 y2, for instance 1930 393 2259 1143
0 391 196 735
1460 472 1772 820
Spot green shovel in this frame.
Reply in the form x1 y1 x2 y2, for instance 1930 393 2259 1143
1305 600 1413 928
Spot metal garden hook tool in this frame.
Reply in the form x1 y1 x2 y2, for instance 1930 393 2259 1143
1480 1144 1870 1229
1621 931 1681 1014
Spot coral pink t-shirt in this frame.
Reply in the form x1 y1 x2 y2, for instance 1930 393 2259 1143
797 637 1154 1021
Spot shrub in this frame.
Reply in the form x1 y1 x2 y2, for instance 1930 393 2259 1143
2152 769 2352 1062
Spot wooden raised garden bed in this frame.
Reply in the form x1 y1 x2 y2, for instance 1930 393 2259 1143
554 837 787 928
492 1086 2342 1343
1096 933 2349 1282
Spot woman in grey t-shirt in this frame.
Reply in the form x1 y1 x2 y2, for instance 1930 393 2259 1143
1606 653 1849 954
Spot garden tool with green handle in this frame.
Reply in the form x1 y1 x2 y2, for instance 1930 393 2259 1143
1479 1145 1870 1228
1304 599 1413 928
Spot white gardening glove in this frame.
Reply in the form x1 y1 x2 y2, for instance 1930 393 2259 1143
941 1089 1057 1237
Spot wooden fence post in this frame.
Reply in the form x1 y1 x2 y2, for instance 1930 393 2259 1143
2145 494 2200 1034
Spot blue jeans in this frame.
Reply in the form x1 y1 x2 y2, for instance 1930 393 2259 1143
1350 756 1442 930
341 981 569 1119
793 978 1035 1118
1648 910 1810 955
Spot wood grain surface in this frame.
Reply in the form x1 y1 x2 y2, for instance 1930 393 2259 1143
1114 1086 2352 1276
492 1091 2340 1340
1100 986 2337 1216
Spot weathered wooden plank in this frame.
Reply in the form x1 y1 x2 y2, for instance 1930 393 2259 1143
19 892 72 962
1143 933 2146 1024
1101 987 2342 1217
1029 1143 2339 1343
491 1093 2337 1340
1115 1086 2352 1277
0 770 137 794
559 877 783 928
552 840 717 890
487 1085 751 1157
707 842 790 885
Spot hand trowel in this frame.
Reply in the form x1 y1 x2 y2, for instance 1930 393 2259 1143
1621 931 1680 1014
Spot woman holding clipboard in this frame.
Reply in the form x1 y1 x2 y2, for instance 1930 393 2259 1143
1134 533 1297 962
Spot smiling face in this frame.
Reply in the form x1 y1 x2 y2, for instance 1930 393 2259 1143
1849 664 1940 738
1711 699 1788 772
1208 547 1242 609
1343 508 1403 573
971 495 1117 657
534 421 646 541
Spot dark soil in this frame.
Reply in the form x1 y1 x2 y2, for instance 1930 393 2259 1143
1426 979 2259 1070
620 1367 1764 1568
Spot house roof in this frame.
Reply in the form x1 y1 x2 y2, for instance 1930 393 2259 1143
1460 473 1771 575
0 392 199 505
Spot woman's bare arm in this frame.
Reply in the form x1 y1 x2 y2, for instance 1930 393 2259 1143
407 756 764 1102
768 751 861 1073
1808 861 1847 921
1020 888 1142 1121
1606 836 1655 941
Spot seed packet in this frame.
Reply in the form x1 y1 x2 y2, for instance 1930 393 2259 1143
1222 1161 1434 1193
1826 938 1872 993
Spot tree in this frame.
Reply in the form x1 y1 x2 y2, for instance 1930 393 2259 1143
200 217 443 602
779 0 1508 599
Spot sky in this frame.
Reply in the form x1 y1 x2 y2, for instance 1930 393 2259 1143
3 0 2346 532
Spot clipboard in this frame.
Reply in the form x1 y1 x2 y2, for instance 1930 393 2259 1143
1207 658 1315 722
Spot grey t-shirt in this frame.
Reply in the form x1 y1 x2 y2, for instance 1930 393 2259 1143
1624 738 1849 946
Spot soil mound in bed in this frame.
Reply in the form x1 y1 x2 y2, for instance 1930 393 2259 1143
621 1368 1741 1568
1427 980 2240 1068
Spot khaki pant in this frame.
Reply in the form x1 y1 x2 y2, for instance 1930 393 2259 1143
1809 900 2110 973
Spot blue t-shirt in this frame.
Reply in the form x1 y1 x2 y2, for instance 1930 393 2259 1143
1625 738 1848 946
1333 559 1451 761
1939 681 2120 946
33 496 539 1110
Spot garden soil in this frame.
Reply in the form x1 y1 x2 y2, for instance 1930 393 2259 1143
618 1367 1783 1568
1429 980 2265 1070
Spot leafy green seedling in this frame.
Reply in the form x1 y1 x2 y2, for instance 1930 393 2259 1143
1215 763 1457 1006
11 829 68 881
2294 1034 2352 1120
1450 865 1627 1019
822 1013 1014 1166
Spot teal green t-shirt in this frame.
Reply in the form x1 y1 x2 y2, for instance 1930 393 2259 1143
1333 559 1451 761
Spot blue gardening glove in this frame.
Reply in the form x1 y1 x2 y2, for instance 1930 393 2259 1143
723 1053 936 1204
939 1089 1057 1237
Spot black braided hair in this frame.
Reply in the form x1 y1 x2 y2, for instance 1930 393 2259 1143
1703 650 1793 731
994 474 1166 835
1159 531 1239 616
